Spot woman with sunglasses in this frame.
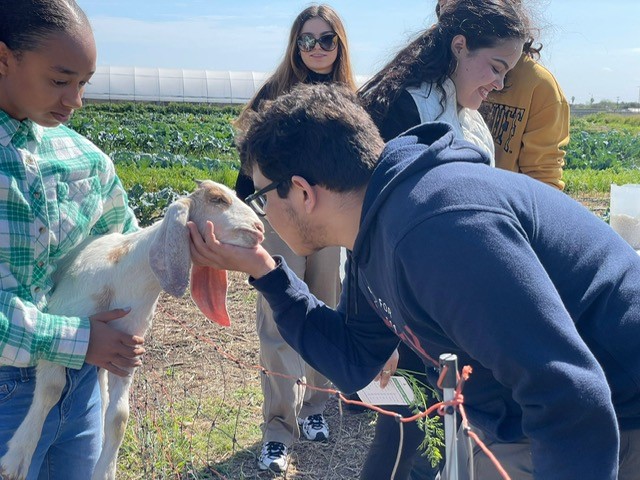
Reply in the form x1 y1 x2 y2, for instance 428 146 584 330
233 4 356 474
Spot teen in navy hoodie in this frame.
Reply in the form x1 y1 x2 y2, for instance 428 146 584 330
189 84 640 480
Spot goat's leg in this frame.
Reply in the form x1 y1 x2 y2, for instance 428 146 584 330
0 361 66 480
97 368 108 424
91 372 133 480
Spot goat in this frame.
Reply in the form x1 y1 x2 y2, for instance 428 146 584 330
0 180 264 480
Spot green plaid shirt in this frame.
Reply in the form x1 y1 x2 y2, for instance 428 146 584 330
0 110 138 369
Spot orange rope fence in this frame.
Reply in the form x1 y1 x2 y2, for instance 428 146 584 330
167 311 511 480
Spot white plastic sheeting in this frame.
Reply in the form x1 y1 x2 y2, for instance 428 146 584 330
84 66 271 104
84 66 370 104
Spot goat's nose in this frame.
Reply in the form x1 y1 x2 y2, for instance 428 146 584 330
255 221 265 233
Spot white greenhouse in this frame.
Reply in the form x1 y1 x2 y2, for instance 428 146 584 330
83 66 271 104
84 66 369 104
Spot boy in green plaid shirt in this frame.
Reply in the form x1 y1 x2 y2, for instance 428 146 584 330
0 1 145 477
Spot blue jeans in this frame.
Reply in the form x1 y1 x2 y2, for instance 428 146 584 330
0 363 102 480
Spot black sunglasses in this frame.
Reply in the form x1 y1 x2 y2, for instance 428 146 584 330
297 32 338 52
244 180 281 217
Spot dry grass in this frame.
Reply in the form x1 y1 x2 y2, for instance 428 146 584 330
118 271 378 479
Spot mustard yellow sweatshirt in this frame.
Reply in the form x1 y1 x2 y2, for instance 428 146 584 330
480 54 570 190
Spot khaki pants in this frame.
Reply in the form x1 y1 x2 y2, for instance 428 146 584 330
257 220 341 446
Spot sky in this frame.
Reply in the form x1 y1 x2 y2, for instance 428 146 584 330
76 0 640 104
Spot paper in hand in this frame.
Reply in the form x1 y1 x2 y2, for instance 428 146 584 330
357 376 415 406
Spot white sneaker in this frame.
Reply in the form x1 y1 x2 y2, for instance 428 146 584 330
297 413 329 441
258 441 288 472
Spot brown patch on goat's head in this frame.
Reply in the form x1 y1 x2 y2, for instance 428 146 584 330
197 181 234 210
92 285 115 312
187 181 233 226
107 240 133 264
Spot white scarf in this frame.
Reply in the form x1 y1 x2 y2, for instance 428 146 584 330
406 78 495 165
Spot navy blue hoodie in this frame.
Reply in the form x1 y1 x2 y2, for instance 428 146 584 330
252 123 640 479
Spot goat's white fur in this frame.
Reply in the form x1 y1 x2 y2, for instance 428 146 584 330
0 180 262 480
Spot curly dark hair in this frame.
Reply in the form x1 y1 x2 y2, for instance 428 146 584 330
237 83 383 196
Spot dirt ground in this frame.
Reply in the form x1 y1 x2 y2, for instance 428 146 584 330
128 271 379 480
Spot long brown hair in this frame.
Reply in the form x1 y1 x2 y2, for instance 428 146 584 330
359 0 529 125
236 4 356 127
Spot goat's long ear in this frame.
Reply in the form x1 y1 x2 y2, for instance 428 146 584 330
149 199 191 297
190 265 231 327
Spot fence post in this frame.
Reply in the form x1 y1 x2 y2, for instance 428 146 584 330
440 353 460 480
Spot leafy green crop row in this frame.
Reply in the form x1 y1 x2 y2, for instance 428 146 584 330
69 103 241 159
74 104 639 172
69 103 639 224
71 103 243 225
565 130 640 170
566 113 640 170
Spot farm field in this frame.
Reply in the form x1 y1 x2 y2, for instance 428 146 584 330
68 104 637 479
69 104 640 225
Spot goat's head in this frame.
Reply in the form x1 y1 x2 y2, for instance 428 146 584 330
187 180 264 248
149 180 264 327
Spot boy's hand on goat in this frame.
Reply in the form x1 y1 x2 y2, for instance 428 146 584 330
86 309 145 377
188 221 276 279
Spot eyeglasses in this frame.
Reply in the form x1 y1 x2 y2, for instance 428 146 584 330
244 180 281 217
297 32 338 52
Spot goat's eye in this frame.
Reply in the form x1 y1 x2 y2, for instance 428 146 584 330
209 196 230 205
